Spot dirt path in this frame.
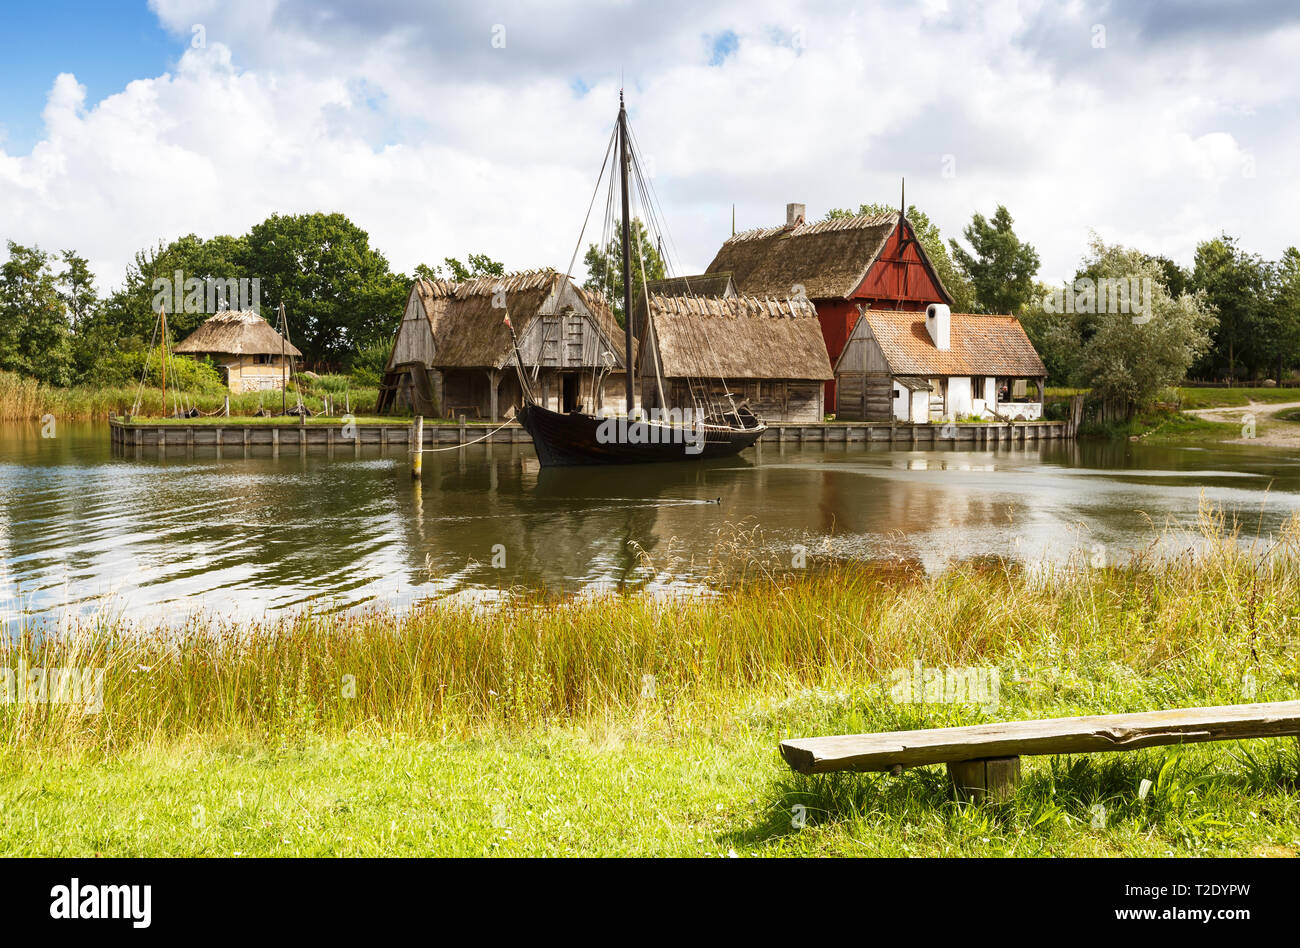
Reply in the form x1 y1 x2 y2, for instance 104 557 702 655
1182 399 1300 447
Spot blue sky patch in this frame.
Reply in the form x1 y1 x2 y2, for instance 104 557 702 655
708 30 738 66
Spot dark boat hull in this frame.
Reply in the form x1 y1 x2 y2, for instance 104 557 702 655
517 403 765 466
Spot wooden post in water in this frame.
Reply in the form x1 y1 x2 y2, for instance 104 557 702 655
411 415 424 478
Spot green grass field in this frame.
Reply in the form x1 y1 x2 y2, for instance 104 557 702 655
4 512 1299 856
1176 387 1300 410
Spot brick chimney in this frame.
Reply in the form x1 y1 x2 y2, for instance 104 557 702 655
785 203 806 228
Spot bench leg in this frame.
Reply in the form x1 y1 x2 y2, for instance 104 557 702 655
947 756 1021 803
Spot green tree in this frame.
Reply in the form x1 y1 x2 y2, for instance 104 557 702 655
58 250 97 331
1146 255 1190 299
1263 247 1300 381
1191 235 1269 380
414 253 505 283
582 217 665 327
949 205 1040 314
1074 238 1215 416
0 241 73 385
825 203 975 311
98 232 250 348
1018 280 1080 386
243 212 406 367
57 249 106 380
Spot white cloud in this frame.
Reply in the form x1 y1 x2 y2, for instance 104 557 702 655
1 0 1297 293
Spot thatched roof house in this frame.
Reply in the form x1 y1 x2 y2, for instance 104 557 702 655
639 293 833 423
705 204 955 406
173 310 301 393
834 305 1047 423
378 269 634 420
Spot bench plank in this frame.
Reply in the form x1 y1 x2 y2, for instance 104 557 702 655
780 700 1300 775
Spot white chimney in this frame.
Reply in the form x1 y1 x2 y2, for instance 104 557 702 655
925 303 951 351
786 203 806 227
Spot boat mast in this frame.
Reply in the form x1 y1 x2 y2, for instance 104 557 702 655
279 302 287 415
618 92 635 415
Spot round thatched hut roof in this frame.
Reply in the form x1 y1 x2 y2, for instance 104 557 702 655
173 310 303 358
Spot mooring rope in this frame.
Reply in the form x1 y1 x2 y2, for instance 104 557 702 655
417 419 516 452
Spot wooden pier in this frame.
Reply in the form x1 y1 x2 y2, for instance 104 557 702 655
107 415 1073 456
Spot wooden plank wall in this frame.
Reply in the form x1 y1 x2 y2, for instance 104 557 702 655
836 372 893 421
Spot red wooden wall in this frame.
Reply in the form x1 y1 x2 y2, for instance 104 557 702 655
816 220 948 410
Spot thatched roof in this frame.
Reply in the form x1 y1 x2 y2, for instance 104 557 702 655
631 273 736 338
173 310 302 358
646 294 832 380
643 272 736 298
705 212 898 299
849 310 1046 377
706 212 954 306
413 269 630 369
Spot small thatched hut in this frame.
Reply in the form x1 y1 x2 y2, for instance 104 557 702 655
638 294 833 423
172 310 302 393
377 270 634 420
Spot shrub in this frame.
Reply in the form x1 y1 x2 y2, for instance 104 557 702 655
90 350 226 392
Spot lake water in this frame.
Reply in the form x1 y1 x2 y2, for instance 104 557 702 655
2 422 1298 627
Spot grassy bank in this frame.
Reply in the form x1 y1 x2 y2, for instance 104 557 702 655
1081 409 1241 444
0 370 379 421
3 512 1299 855
1177 387 1300 410
1064 386 1300 443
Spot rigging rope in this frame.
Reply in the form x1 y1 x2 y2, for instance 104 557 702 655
417 418 516 452
130 312 161 417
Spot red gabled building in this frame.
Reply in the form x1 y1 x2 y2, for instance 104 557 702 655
705 203 953 408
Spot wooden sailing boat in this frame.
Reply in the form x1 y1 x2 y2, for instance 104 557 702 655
512 93 766 466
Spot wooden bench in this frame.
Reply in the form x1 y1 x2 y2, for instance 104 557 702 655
780 700 1300 801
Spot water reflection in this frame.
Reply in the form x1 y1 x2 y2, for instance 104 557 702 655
1 422 1297 627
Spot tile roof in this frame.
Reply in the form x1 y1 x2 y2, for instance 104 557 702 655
852 309 1046 377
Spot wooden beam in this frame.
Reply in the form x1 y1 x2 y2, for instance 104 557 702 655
780 700 1300 775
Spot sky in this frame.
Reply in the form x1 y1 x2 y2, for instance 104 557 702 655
0 0 1297 293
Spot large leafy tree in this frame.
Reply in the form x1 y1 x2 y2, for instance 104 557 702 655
1021 239 1216 406
825 203 975 312
1146 255 1190 299
98 232 250 347
0 241 74 385
582 217 665 328
1269 247 1300 380
57 249 105 380
1018 280 1080 386
1072 238 1214 415
949 205 1040 315
244 212 406 367
1191 235 1271 380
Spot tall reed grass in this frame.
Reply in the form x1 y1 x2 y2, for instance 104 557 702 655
0 370 378 420
5 508 1297 753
